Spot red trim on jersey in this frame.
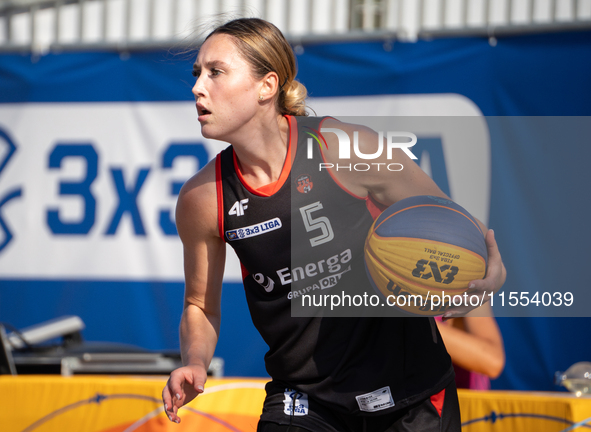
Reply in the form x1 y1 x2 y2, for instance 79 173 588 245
232 115 296 197
365 194 388 220
240 262 249 281
215 154 225 240
430 388 445 417
287 115 298 168
255 180 279 196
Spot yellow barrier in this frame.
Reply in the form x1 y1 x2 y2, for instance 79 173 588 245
0 375 267 432
1 376 590 431
458 389 591 432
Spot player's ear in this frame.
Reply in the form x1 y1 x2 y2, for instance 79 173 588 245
259 72 279 101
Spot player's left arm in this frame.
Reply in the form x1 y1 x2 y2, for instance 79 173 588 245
319 119 447 205
321 119 506 315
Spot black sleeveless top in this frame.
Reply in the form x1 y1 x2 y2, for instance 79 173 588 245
216 116 453 415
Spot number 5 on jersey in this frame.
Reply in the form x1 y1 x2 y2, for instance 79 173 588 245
300 201 334 247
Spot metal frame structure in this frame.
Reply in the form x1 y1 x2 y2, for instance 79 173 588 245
0 0 590 52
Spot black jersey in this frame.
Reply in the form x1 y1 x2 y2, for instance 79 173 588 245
216 116 453 416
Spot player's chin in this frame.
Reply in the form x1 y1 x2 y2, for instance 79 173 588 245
199 124 216 140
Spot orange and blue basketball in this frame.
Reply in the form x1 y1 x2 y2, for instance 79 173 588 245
364 195 487 316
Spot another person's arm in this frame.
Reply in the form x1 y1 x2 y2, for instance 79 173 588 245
436 303 505 378
162 160 226 424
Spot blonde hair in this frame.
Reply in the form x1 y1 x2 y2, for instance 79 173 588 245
206 18 308 116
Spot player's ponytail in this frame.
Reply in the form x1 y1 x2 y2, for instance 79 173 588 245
279 77 307 116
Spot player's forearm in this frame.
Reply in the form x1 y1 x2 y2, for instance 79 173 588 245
179 303 220 369
437 322 505 378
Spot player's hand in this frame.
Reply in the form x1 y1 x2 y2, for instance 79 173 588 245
162 365 207 423
443 229 506 320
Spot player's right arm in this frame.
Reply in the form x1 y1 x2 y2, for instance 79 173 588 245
162 159 226 424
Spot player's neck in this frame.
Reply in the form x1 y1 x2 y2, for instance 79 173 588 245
232 114 289 188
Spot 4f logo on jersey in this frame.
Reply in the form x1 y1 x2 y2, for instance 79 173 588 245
411 259 458 284
296 174 313 194
229 198 249 216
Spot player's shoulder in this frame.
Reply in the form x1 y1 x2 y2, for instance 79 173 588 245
176 157 219 238
318 117 377 158
179 156 217 202
319 117 375 140
319 116 371 130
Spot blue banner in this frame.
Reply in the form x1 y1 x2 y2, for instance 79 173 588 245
1 30 590 389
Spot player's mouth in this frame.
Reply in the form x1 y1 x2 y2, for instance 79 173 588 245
196 103 211 120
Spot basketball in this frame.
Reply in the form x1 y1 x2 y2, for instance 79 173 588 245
364 195 488 316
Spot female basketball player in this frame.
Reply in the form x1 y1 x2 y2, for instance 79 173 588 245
162 18 506 431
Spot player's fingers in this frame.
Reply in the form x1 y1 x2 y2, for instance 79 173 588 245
167 408 181 424
172 389 184 411
165 404 181 424
467 230 506 294
484 230 506 281
162 383 172 408
187 366 207 397
485 229 499 259
169 370 187 407
484 230 498 274
442 232 504 319
162 381 180 423
194 370 207 391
